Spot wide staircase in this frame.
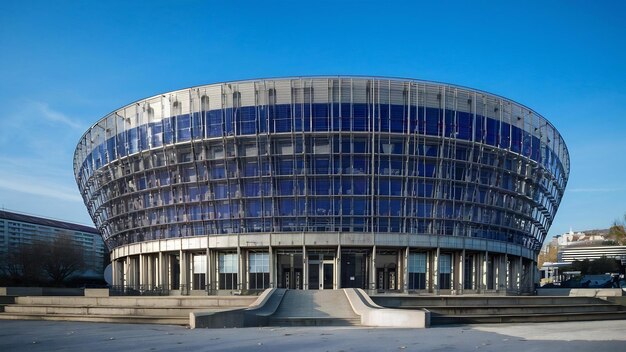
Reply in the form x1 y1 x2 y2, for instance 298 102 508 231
371 296 626 325
0 295 256 325
268 290 360 326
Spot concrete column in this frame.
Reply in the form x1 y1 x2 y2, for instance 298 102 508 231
336 245 341 289
179 250 188 295
158 251 166 289
403 246 410 293
237 246 243 291
482 251 488 292
496 254 506 292
146 255 153 289
111 259 118 286
456 249 465 295
139 254 145 290
302 245 308 290
433 248 439 294
369 246 377 291
207 249 215 293
515 256 523 293
268 246 274 288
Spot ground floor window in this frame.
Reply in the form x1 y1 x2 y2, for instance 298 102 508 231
192 254 206 290
439 253 452 290
219 253 238 290
408 252 427 289
464 256 474 290
248 252 270 290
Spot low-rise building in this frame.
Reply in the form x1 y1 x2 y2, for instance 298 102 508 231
0 210 106 280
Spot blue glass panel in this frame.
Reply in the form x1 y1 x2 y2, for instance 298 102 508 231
531 136 541 161
246 199 262 217
127 128 139 154
278 159 293 175
378 178 391 195
474 115 485 142
207 110 223 137
279 180 293 195
274 105 291 132
244 162 258 177
390 105 405 133
522 131 532 157
243 180 261 197
150 122 163 147
341 103 351 130
106 137 116 161
214 183 228 199
390 179 402 196
419 162 436 177
457 112 471 140
486 118 498 146
139 125 148 150
163 117 174 144
258 106 267 133
116 132 127 157
353 103 367 131
279 198 295 216
313 103 328 118
211 164 226 179
224 108 234 136
314 178 331 195
176 114 191 141
425 107 440 136
332 103 341 130
302 104 311 132
500 122 510 148
314 158 329 174
444 109 455 137
511 126 522 153
379 103 389 131
353 177 368 195
389 199 402 216
192 112 203 139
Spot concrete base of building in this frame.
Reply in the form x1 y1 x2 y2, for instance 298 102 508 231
108 238 538 297
0 287 84 296
536 288 624 297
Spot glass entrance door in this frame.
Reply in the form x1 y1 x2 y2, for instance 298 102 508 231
308 257 334 290
323 262 334 289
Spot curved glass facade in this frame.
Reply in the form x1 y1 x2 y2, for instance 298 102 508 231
74 77 569 294
75 77 569 252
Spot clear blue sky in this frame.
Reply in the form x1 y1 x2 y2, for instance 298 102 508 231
1 1 624 240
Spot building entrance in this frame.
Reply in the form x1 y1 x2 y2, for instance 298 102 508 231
276 251 303 289
375 250 399 291
308 253 334 290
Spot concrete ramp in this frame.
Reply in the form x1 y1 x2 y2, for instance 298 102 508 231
268 290 360 326
191 289 430 328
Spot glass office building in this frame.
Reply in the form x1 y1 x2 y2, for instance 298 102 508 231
74 77 569 294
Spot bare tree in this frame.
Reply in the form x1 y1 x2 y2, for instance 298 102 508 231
0 233 85 286
41 234 85 285
538 243 558 267
607 213 626 245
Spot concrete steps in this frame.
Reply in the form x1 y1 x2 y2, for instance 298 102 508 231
268 290 360 326
0 295 256 325
371 295 626 325
269 316 361 326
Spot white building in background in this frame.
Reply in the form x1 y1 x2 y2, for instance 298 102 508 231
555 229 607 247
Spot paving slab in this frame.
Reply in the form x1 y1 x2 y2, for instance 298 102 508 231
0 319 625 352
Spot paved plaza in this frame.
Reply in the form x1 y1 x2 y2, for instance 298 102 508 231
1 319 625 351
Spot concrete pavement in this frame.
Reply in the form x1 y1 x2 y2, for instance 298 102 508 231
1 319 625 351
